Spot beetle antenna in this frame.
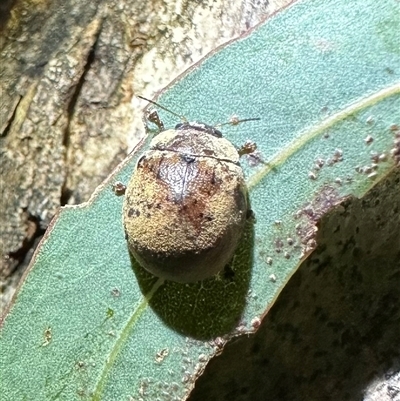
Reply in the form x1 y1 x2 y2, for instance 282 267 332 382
137 95 188 122
215 117 261 128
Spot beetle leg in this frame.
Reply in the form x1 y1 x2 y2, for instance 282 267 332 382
238 140 257 157
112 181 127 196
238 141 271 167
143 108 165 133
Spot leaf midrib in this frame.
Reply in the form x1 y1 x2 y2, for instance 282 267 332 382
247 83 400 191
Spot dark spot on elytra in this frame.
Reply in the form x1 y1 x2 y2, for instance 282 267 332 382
138 156 161 178
178 173 218 231
211 171 216 185
182 154 196 163
154 156 228 231
146 213 151 218
128 208 140 217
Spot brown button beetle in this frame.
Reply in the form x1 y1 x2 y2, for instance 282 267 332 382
123 97 258 283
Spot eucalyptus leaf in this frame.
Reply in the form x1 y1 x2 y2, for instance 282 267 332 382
1 0 399 400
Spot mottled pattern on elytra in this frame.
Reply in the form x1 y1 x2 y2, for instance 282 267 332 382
123 129 247 282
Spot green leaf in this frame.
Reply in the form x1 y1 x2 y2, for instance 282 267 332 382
1 0 399 400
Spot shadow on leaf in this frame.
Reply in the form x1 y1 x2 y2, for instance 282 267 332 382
131 218 254 340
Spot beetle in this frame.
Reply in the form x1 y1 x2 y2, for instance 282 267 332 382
123 96 259 283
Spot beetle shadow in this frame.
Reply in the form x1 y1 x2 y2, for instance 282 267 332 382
130 217 254 340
